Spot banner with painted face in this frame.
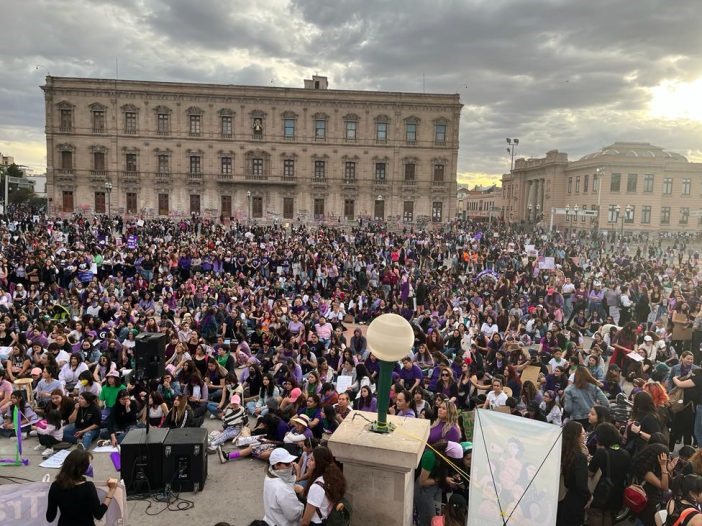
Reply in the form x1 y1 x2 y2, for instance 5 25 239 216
468 409 562 526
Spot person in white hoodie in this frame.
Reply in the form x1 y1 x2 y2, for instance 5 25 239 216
262 448 304 526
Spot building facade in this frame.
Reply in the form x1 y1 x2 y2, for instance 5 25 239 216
42 75 461 223
456 184 504 221
501 142 702 235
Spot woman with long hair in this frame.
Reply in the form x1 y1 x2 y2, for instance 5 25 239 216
427 400 460 444
432 366 458 403
301 446 347 526
415 440 465 526
632 443 671 526
563 366 609 426
355 385 377 412
46 449 118 525
165 394 194 428
540 390 563 426
584 405 612 455
143 391 169 428
627 391 664 457
557 421 589 526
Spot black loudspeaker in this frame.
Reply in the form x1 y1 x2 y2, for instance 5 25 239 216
163 428 208 492
134 332 166 380
120 427 169 495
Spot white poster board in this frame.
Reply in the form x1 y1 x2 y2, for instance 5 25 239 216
524 245 538 258
336 375 353 393
469 409 562 526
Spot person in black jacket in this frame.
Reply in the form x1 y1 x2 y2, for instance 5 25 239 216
103 389 138 447
588 423 632 525
165 394 194 428
46 449 118 526
62 392 101 449
557 421 590 526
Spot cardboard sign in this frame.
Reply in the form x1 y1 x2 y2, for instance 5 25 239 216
521 365 542 387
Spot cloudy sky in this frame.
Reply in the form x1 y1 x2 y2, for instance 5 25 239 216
2 0 702 186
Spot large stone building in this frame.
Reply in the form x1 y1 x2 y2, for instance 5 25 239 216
501 142 702 235
42 75 461 223
456 184 504 221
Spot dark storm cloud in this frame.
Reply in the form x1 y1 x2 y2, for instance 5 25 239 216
2 0 702 177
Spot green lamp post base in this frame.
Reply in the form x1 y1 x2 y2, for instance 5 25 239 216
369 420 396 434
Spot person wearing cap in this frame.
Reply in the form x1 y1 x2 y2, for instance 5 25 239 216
414 440 465 526
207 394 247 453
262 448 304 526
638 334 657 362
284 414 313 448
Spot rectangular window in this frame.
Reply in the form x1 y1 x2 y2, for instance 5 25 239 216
189 115 201 136
158 155 169 174
221 195 232 218
376 122 387 142
682 178 691 195
593 174 599 193
627 173 638 192
404 163 415 181
405 123 417 144
92 111 105 132
190 194 201 215
624 205 635 223
374 199 385 220
94 192 106 214
344 199 355 220
125 112 137 134
345 121 357 141
610 173 621 192
403 201 414 222
60 109 72 131
583 174 589 193
283 119 295 139
157 113 169 134
314 160 325 179
643 174 654 193
189 156 201 174
375 162 386 182
433 164 445 182
158 194 169 216
432 202 443 222
680 207 690 224
221 156 232 174
344 161 356 182
641 205 651 224
434 124 446 144
315 120 326 140
663 177 673 195
125 153 137 173
607 204 618 223
313 198 325 220
221 116 232 137
93 152 106 172
661 206 671 225
283 197 294 219
567 177 572 194
126 192 137 214
283 159 295 178
575 176 580 193
252 158 263 177
62 191 74 213
252 196 263 218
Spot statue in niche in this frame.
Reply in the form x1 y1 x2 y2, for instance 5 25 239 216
253 118 263 133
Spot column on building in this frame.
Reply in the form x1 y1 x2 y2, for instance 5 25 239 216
538 178 545 219
526 180 535 220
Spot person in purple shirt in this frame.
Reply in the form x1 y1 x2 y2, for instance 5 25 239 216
355 385 378 412
390 389 415 418
398 357 423 392
427 400 461 445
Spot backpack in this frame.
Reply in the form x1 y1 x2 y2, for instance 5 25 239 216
314 481 352 526
666 505 700 526
590 449 615 509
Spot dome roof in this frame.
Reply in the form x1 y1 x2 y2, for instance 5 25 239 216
579 142 688 162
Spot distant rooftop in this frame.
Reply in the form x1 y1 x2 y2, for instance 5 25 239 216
579 142 687 162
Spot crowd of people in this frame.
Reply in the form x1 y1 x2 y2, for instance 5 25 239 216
0 208 700 525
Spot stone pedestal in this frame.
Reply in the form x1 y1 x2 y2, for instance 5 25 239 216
328 410 430 526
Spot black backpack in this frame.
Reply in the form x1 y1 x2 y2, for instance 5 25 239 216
590 449 615 509
314 481 352 526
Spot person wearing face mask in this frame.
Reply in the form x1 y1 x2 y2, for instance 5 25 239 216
262 448 304 526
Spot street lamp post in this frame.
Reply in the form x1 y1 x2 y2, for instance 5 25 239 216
247 190 252 223
365 313 415 433
376 194 383 221
104 182 112 217
506 138 519 172
458 196 464 220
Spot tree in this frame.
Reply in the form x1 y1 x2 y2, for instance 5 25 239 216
5 163 23 178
